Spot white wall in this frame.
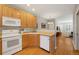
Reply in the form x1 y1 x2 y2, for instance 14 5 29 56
36 16 56 32
56 14 73 25
56 14 73 37
37 16 47 29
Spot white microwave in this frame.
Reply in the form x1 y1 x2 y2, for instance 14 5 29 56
2 16 21 26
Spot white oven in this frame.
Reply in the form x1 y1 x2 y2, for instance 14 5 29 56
2 35 22 55
2 16 22 55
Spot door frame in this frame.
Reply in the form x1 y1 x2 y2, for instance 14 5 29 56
73 5 79 50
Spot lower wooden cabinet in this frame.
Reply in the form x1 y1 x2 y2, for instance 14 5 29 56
0 39 2 55
22 34 40 49
22 35 28 49
28 34 40 47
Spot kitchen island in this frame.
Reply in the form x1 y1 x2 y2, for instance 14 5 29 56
22 32 54 53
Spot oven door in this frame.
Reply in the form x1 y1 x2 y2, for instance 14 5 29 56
2 36 22 53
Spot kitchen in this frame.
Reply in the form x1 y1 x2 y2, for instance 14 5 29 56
0 4 55 55
0 4 78 55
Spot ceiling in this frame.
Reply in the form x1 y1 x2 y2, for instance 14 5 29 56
8 4 75 19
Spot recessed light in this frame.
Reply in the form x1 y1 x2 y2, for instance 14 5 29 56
27 4 30 7
32 8 35 11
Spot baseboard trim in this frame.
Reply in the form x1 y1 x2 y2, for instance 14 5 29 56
40 47 50 53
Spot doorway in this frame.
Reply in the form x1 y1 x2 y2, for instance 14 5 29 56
75 10 79 50
55 15 74 54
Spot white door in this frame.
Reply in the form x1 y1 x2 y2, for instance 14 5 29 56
76 11 79 50
40 35 49 51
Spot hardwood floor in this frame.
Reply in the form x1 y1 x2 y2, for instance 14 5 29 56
53 35 79 55
15 35 79 55
15 47 50 55
53 36 74 55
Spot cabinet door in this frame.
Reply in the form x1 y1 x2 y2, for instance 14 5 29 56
31 15 36 28
0 40 2 55
40 35 49 51
0 5 3 28
12 8 20 18
28 34 36 47
27 13 36 28
20 11 27 28
28 34 40 47
3 6 12 17
26 13 31 28
34 34 40 47
3 6 9 17
3 5 20 18
22 35 28 49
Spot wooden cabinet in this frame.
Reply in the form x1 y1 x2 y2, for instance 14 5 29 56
3 5 9 17
22 33 40 48
0 5 3 28
22 35 28 49
27 13 36 28
11 8 20 18
0 5 37 28
3 5 13 17
0 5 21 28
19 11 36 28
20 11 27 28
28 34 40 47
3 5 20 19
0 39 2 55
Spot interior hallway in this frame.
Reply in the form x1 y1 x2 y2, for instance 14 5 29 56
15 35 79 55
54 36 74 55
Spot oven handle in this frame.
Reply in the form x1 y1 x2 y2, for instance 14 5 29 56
2 35 22 39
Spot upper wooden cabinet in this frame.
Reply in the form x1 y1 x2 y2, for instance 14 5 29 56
0 5 37 28
19 11 28 28
26 13 36 28
20 12 37 28
0 5 21 28
0 5 3 27
3 5 20 19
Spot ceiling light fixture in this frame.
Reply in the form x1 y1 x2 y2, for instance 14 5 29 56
27 4 30 7
32 8 35 11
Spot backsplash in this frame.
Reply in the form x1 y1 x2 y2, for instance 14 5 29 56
21 28 36 32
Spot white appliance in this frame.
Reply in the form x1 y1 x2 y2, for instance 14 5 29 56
2 31 22 55
2 17 21 26
2 16 22 55
40 35 49 51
